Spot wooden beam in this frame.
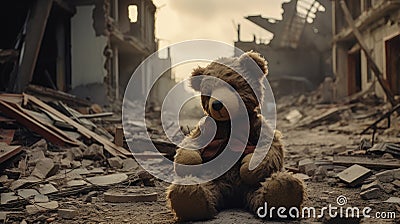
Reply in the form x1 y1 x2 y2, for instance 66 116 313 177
340 0 397 106
25 94 132 158
0 100 79 146
0 143 22 164
13 0 53 92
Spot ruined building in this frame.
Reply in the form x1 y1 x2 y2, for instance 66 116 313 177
0 0 167 105
235 0 332 98
332 0 400 100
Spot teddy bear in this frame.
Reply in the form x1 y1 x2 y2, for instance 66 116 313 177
166 51 305 221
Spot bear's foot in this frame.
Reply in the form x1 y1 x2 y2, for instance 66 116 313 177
166 178 218 221
247 172 305 219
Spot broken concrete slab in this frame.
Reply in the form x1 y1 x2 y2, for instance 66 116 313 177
58 208 78 219
298 158 317 175
1 192 19 204
122 158 139 171
66 180 89 187
392 179 400 188
86 173 128 186
83 144 105 160
31 158 59 179
337 164 372 187
382 183 396 194
361 180 382 191
26 201 59 214
65 147 83 161
360 188 381 200
27 148 46 166
108 157 123 169
37 183 58 195
10 176 41 190
384 197 400 204
17 189 39 199
293 173 311 181
103 191 157 203
376 170 395 183
34 194 49 203
285 109 302 124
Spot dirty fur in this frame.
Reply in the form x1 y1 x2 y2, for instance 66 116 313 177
166 51 305 221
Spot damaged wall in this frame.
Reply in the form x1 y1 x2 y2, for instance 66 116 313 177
71 5 108 88
333 0 400 100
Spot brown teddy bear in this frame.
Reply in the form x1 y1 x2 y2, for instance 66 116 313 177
166 51 305 221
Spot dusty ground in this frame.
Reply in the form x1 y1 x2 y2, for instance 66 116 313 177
12 96 399 224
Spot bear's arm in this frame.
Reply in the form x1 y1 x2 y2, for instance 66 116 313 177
239 130 284 185
173 126 203 176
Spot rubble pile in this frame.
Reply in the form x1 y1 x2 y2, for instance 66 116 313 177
0 93 162 223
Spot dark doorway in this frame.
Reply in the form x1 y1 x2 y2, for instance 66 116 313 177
347 48 362 96
385 34 400 95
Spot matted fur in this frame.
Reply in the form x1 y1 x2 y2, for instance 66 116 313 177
166 52 305 221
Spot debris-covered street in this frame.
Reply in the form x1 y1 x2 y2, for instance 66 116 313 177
1 0 400 223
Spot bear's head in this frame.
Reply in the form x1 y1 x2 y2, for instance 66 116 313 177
190 51 268 122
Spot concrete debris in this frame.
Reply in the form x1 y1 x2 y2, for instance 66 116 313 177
10 176 41 191
58 208 78 219
34 194 49 203
384 197 400 204
26 201 59 214
86 173 128 186
360 188 381 200
108 156 124 169
361 180 382 191
337 164 372 187
103 191 157 203
285 109 302 124
37 184 58 195
83 144 105 161
66 180 89 187
1 192 19 204
65 147 83 161
376 169 396 183
122 158 139 171
298 158 317 176
31 158 59 179
17 189 39 199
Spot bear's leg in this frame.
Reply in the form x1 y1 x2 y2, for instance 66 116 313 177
246 172 305 219
166 177 222 221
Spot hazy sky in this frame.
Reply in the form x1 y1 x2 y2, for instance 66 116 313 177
150 0 288 80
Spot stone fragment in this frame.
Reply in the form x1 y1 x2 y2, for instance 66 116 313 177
293 173 311 181
66 180 89 187
1 192 18 204
17 189 39 199
376 170 394 183
83 144 105 160
122 158 139 171
382 183 396 194
360 188 381 200
10 176 41 190
27 148 46 166
384 197 400 204
86 173 128 186
65 147 83 161
393 168 400 180
31 158 59 179
337 165 372 187
103 191 157 203
26 201 58 214
361 180 382 191
34 194 49 203
392 179 400 188
81 159 93 167
298 159 315 174
108 157 123 169
58 209 78 219
313 166 327 182
37 184 58 195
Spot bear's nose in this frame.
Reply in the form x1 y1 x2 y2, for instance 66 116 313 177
212 100 224 111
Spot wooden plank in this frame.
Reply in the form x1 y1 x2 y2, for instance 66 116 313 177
333 155 400 170
77 112 114 119
340 0 397 106
0 100 79 147
0 143 22 164
114 126 124 147
25 94 131 158
12 0 53 92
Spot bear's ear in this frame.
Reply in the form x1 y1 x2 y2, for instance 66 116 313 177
190 66 206 91
239 51 268 76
